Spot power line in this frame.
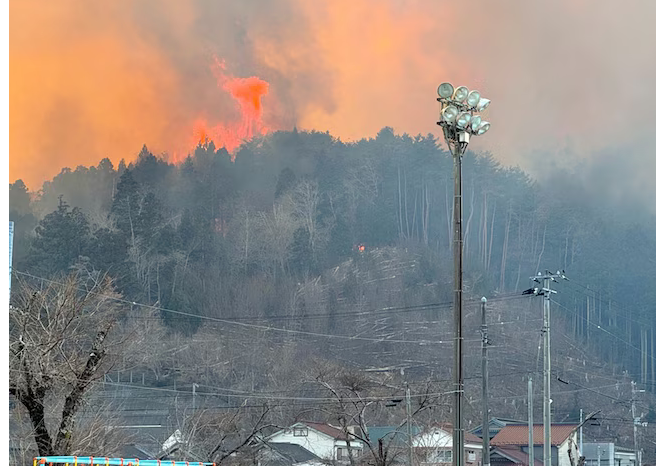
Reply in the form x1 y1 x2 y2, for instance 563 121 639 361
12 269 528 346
552 299 653 367
564 283 648 332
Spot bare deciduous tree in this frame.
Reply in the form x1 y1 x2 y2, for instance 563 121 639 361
310 362 448 466
291 180 327 261
254 199 298 280
173 402 276 465
9 273 126 456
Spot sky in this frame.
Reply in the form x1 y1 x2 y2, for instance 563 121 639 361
9 0 656 193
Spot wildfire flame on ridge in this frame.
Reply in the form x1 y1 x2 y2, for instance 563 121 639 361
190 58 270 160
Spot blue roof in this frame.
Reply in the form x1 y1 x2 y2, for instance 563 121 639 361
367 426 422 448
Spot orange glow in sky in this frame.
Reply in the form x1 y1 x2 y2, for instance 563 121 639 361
9 0 656 190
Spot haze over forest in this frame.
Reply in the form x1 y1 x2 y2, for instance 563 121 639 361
8 0 656 464
10 0 656 198
9 127 656 459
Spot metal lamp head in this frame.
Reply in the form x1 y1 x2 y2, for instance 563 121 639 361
466 90 481 108
476 121 491 135
476 98 491 112
453 86 469 103
470 115 482 133
437 82 455 99
441 105 458 123
456 112 472 129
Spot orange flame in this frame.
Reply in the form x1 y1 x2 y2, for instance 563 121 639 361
190 59 270 159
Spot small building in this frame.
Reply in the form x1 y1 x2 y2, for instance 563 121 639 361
581 442 636 466
490 423 579 466
266 421 364 464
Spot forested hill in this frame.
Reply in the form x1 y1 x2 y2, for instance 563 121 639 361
9 127 656 384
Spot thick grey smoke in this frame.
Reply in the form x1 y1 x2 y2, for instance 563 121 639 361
10 0 656 213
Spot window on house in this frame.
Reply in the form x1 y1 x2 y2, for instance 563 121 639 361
431 450 453 463
293 427 308 437
336 448 361 460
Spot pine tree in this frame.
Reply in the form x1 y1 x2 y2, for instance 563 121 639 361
28 197 90 276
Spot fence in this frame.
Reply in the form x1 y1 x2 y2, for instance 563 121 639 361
34 458 216 466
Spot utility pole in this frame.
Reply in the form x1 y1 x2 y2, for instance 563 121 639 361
597 445 601 466
579 409 583 457
529 377 534 466
632 381 644 466
481 297 490 466
530 270 567 466
406 382 413 466
543 275 552 466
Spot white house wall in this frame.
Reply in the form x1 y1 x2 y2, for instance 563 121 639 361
558 444 570 466
413 430 452 448
267 428 363 462
557 433 578 466
412 429 482 451
268 430 336 460
615 451 635 466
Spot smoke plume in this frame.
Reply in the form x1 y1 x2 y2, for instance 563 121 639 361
10 0 656 195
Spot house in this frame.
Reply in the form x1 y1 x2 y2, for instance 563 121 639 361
581 442 636 466
367 426 422 449
411 423 483 466
491 446 543 466
267 421 365 463
255 442 322 466
490 423 579 466
363 426 423 466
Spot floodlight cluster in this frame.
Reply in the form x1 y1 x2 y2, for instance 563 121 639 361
437 82 490 136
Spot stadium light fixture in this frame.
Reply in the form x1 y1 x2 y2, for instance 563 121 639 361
438 82 455 99
467 90 481 108
453 86 469 103
476 98 491 112
476 121 491 135
441 105 458 123
456 112 472 129
470 115 482 133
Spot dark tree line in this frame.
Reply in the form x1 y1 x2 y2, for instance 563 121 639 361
9 128 656 382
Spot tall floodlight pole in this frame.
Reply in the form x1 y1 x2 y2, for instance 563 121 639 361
9 221 14 302
437 82 491 466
